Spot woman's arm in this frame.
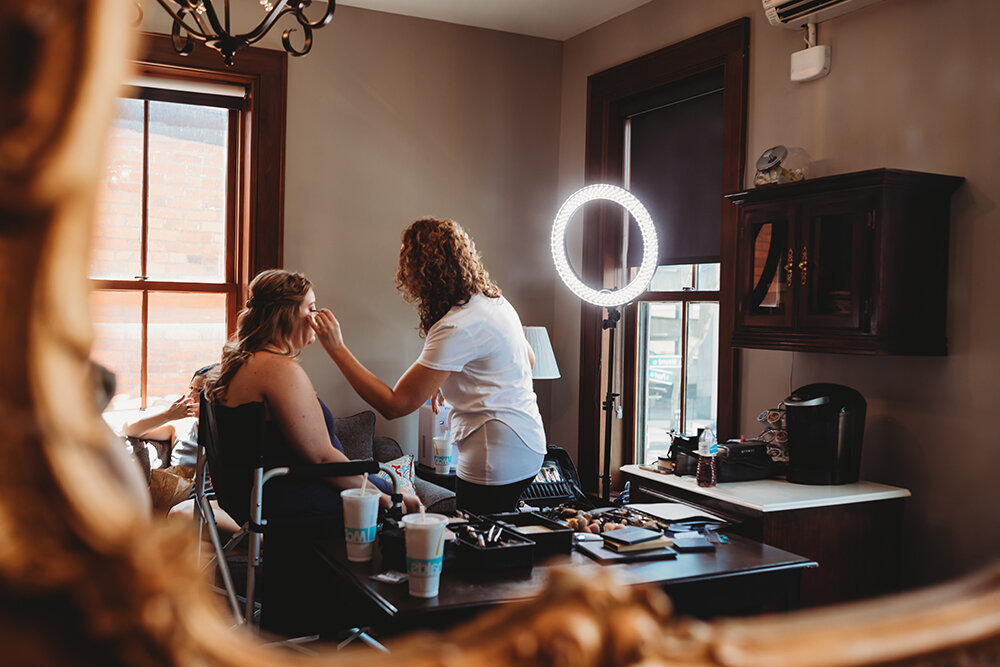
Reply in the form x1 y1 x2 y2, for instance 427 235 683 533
120 396 189 440
311 309 449 420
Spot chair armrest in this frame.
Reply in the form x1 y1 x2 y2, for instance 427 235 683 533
277 460 381 479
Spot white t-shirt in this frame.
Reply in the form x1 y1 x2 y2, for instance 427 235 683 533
416 294 547 461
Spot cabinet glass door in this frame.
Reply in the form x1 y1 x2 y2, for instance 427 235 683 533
739 206 794 327
797 193 874 331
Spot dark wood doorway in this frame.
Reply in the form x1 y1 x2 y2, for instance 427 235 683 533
578 19 750 496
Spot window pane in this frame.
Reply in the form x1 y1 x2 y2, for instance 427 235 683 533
637 302 683 463
147 292 227 401
685 302 718 435
91 98 143 280
90 290 142 411
647 265 693 291
696 263 720 291
147 101 228 282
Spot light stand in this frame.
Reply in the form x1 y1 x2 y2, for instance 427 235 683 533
550 184 658 503
600 307 621 501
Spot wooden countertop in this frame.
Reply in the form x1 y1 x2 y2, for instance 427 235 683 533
621 464 910 512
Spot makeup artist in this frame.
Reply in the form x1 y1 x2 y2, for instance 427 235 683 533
311 217 546 515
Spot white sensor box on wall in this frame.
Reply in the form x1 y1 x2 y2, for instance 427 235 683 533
791 44 831 82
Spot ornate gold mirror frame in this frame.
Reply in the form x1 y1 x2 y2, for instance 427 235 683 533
3 2 1000 665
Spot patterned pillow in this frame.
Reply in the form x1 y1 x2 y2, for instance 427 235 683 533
376 454 418 497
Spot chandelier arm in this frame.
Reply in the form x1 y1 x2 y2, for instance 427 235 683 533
191 0 231 41
281 25 314 57
170 20 196 56
153 0 214 39
239 0 293 43
292 0 336 30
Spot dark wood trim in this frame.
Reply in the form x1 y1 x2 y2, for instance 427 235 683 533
91 279 236 293
226 107 240 332
581 19 749 494
140 100 150 280
140 290 148 409
135 31 286 279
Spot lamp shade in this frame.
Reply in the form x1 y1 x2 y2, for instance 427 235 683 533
523 326 560 380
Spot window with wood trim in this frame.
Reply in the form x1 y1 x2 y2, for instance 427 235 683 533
91 34 286 417
580 20 749 496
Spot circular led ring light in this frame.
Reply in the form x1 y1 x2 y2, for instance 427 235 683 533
551 184 659 308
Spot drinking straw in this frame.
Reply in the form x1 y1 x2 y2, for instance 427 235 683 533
361 472 368 495
420 505 426 522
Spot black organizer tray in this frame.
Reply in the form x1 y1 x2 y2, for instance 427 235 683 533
487 511 573 559
454 518 535 572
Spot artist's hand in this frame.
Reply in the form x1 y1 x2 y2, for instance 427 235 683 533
309 308 345 357
430 389 445 414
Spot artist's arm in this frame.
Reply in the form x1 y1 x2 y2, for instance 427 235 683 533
311 309 449 420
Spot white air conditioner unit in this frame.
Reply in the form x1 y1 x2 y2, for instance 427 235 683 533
762 0 885 29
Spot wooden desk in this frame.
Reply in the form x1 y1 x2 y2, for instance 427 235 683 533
314 532 815 637
621 465 910 607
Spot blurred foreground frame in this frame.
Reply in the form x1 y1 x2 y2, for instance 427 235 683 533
3 1 1000 665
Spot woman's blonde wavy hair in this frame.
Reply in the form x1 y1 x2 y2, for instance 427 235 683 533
205 269 312 402
395 217 501 336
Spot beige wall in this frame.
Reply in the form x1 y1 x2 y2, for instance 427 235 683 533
282 8 563 447
559 0 1000 586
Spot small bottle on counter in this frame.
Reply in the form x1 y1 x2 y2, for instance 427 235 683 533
696 427 718 487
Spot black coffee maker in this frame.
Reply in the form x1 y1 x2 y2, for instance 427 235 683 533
783 383 866 485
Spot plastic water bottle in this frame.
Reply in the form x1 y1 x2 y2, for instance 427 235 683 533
696 427 718 487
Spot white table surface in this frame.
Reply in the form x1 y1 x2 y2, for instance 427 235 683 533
621 464 910 512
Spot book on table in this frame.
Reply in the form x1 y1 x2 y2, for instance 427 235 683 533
603 534 674 553
601 525 663 547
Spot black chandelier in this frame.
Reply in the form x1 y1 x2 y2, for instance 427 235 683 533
153 0 335 66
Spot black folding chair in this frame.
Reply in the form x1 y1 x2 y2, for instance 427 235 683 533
195 391 401 649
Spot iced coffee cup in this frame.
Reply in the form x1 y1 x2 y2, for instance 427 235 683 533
341 487 380 562
401 513 448 598
432 435 453 474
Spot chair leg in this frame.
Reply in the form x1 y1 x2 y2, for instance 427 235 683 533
197 494 244 624
337 628 389 653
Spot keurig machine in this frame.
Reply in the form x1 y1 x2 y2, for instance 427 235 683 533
783 383 866 485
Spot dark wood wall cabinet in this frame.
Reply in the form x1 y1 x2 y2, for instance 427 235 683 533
726 168 963 354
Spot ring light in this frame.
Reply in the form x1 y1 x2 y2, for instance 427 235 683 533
550 184 658 308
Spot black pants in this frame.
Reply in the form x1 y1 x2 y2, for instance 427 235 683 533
455 475 536 515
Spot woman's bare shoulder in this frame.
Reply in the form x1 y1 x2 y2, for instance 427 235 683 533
245 352 310 387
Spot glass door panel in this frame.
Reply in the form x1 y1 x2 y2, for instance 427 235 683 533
739 205 794 327
798 193 873 331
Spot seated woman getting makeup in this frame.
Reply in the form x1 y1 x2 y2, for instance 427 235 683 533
202 269 422 530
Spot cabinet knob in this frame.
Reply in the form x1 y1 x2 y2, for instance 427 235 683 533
785 249 794 287
798 246 808 285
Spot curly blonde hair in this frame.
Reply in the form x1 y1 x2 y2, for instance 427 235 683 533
395 217 501 335
205 269 312 402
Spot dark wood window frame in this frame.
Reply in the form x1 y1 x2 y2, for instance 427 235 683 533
578 19 749 495
90 33 287 407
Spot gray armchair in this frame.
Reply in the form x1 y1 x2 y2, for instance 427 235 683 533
334 410 456 514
